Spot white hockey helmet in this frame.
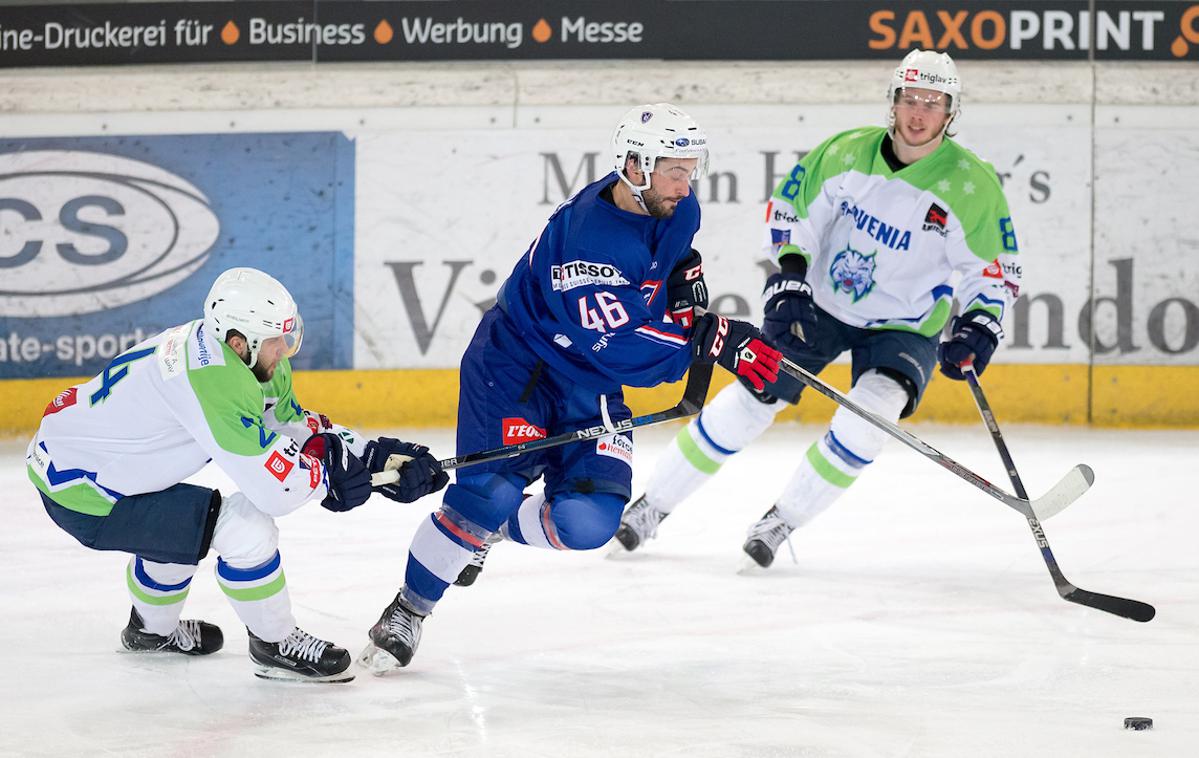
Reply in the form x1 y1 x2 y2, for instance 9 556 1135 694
887 49 962 126
202 267 303 369
612 102 710 192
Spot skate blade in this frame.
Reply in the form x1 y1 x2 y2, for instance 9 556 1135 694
116 645 212 656
736 554 770 575
252 664 354 684
604 539 636 559
358 642 403 676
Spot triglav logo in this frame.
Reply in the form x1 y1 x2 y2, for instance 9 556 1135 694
0 150 219 317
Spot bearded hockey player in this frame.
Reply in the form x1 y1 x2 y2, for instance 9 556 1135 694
28 267 447 682
360 103 792 674
613 50 1023 567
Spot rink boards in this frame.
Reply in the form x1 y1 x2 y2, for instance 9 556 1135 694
4 362 1197 435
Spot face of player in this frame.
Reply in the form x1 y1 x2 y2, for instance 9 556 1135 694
642 157 698 218
228 333 286 382
891 87 952 148
251 335 289 382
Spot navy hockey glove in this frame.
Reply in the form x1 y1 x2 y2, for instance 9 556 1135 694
761 271 817 355
692 312 782 392
938 311 1003 380
666 248 708 330
363 437 450 504
302 432 372 512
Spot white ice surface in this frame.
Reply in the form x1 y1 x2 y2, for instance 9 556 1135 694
1 422 1195 758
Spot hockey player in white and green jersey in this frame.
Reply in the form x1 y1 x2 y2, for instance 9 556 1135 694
613 49 1023 567
27 267 448 681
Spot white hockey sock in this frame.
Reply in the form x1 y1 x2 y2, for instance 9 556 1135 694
645 381 783 514
215 552 294 643
210 492 295 643
126 557 198 635
775 370 909 528
508 491 560 549
408 509 478 586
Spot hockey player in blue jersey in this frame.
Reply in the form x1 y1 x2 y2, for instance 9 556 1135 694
360 103 792 673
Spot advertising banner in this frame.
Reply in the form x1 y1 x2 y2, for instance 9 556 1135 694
0 133 355 378
5 106 1197 384
352 104 1132 370
2 1 1198 67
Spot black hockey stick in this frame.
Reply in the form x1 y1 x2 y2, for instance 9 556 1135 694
370 362 713 483
962 363 1155 623
777 356 1093 520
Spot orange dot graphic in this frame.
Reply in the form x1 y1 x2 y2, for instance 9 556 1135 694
532 18 552 43
374 20 394 44
220 21 240 45
1172 36 1189 57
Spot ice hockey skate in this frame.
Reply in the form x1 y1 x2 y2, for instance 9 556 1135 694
248 627 353 683
610 494 669 553
741 506 796 569
359 590 425 675
455 534 500 587
120 607 224 656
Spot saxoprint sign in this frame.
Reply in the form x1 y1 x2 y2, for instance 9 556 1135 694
0 133 356 379
1 1 1198 66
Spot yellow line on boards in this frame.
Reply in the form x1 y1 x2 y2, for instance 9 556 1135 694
3 364 1197 437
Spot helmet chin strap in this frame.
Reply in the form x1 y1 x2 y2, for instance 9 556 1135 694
616 167 652 213
628 184 649 213
615 150 661 213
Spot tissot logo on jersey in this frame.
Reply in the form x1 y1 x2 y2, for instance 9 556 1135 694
550 260 630 291
502 418 547 445
839 201 912 251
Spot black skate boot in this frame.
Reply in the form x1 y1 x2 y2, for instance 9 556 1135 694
612 494 668 552
359 590 425 675
455 534 500 587
248 627 354 683
742 506 796 568
120 607 224 656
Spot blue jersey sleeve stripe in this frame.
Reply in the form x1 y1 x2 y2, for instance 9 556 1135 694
635 325 688 347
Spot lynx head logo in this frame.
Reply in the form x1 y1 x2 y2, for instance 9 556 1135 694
829 246 877 302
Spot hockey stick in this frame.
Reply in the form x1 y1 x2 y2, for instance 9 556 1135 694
777 356 1093 521
963 363 1155 623
370 362 714 485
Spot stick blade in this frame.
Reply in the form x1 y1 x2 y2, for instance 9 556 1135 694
1030 464 1095 520
1064 587 1156 623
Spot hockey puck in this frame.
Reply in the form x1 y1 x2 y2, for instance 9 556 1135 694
1123 717 1153 731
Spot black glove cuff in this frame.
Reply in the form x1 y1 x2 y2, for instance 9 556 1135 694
779 253 808 279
